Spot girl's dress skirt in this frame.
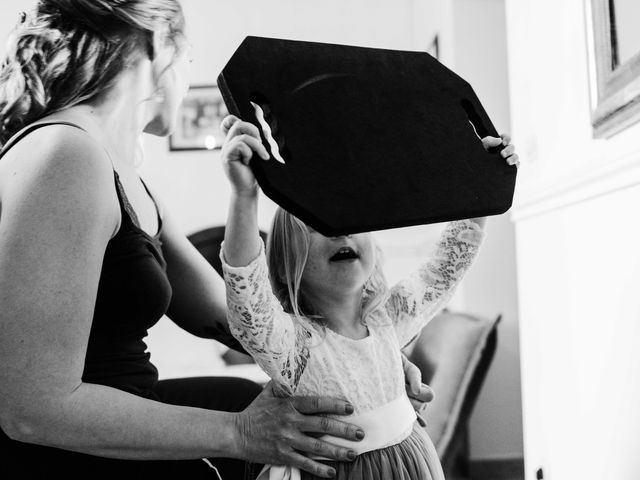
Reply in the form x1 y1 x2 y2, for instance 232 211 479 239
301 422 445 480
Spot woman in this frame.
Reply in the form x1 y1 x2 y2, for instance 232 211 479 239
0 1 431 479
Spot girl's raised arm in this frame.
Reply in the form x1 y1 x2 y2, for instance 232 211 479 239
220 116 309 396
387 133 518 347
386 219 486 347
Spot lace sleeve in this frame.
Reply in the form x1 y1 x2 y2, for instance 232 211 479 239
220 241 311 396
385 219 485 347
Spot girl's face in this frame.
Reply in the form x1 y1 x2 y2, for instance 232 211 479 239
144 41 192 136
301 227 376 298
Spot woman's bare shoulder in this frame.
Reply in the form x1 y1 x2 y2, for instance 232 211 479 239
0 124 119 237
1 123 112 181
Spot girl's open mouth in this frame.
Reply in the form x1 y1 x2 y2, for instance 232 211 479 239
329 247 359 262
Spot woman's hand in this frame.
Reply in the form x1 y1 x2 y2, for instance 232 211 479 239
234 382 364 479
220 115 269 197
481 132 520 168
401 353 434 413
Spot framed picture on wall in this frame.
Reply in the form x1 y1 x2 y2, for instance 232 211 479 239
427 34 440 61
588 0 640 137
169 84 228 151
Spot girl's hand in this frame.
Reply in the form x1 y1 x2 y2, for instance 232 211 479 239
220 115 270 196
401 353 434 413
235 382 364 478
481 133 520 169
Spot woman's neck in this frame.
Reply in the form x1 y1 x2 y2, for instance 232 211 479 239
56 103 144 170
47 65 152 170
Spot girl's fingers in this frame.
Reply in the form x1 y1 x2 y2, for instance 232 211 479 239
409 397 426 412
501 144 516 158
222 119 269 161
414 384 435 403
220 115 240 135
227 139 254 164
402 358 423 397
481 136 503 149
485 132 518 167
229 135 269 162
228 119 262 141
508 153 520 168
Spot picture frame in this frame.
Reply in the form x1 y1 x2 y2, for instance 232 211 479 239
427 34 440 61
169 84 228 151
588 0 640 138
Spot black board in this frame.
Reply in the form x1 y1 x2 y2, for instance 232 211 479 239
218 36 517 236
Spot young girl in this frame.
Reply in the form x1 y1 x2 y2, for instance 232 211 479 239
219 115 519 480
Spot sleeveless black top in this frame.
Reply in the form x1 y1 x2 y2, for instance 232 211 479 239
0 122 171 399
87 168 172 398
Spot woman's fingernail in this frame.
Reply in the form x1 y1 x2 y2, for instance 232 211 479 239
345 404 354 414
356 430 365 440
328 468 336 478
347 450 357 460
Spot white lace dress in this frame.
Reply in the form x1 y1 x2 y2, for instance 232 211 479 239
221 220 485 480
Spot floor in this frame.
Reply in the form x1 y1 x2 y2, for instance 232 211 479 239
467 458 525 480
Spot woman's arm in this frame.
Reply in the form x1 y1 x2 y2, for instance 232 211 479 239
0 127 237 459
0 127 358 477
159 202 245 351
143 113 266 345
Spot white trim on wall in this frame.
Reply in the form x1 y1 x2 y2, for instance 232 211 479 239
510 147 640 221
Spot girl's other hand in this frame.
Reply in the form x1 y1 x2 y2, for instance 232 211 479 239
401 353 434 413
481 133 520 169
220 115 270 196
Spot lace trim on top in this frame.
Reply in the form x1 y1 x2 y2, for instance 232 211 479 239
385 219 485 346
221 219 485 397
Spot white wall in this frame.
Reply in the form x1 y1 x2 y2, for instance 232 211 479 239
450 0 524 461
505 0 640 478
0 1 37 39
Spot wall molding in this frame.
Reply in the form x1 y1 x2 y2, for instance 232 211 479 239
510 147 640 221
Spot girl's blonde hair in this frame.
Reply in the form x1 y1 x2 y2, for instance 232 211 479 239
0 0 186 147
266 207 390 332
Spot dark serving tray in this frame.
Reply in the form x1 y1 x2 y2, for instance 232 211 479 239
218 36 516 236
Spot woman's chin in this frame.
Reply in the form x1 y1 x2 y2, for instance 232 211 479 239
143 118 174 137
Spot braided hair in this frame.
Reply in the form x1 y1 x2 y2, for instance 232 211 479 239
0 0 185 147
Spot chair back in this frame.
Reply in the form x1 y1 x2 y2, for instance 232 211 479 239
404 309 501 459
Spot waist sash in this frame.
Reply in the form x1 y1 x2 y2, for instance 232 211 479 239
257 395 417 480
